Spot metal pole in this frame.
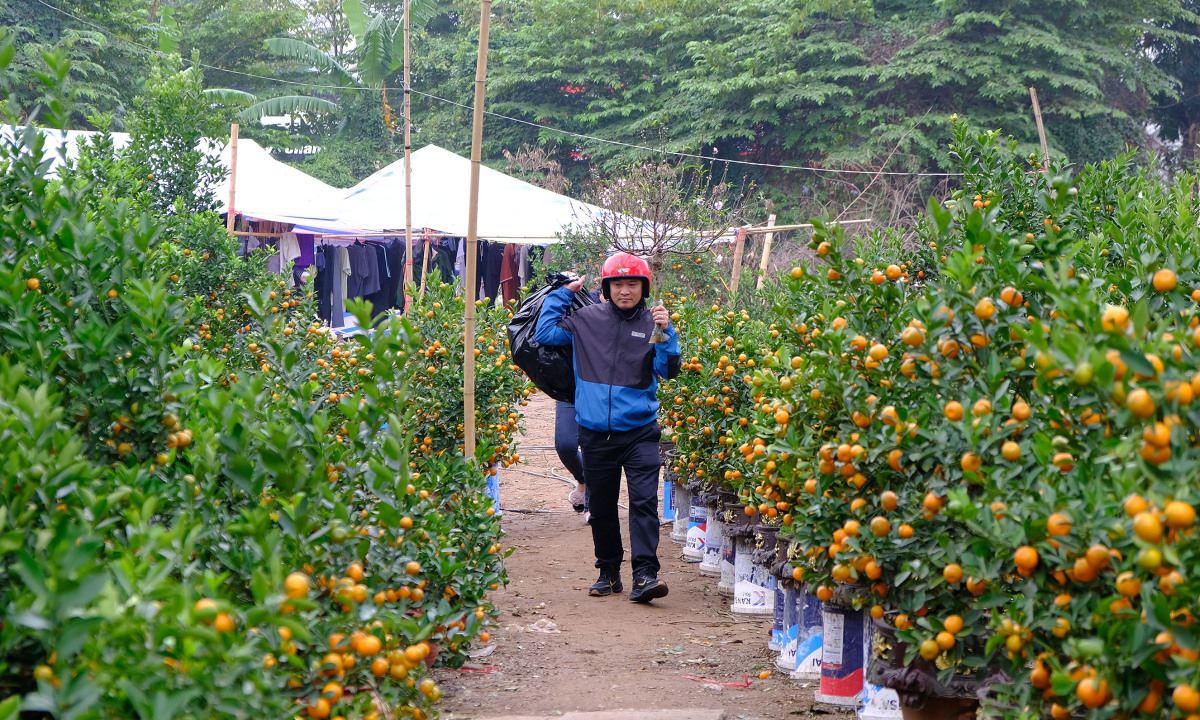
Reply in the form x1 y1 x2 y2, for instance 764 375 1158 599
226 123 239 233
463 0 493 461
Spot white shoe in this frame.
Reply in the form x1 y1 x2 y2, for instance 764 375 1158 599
583 511 592 525
568 488 587 512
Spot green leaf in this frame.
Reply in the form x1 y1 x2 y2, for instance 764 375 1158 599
15 609 51 630
356 15 396 88
58 572 108 612
0 37 15 70
344 0 367 44
13 550 49 599
264 38 356 86
57 617 103 660
0 695 20 720
410 0 440 27
235 96 339 122
1118 350 1155 380
1050 671 1076 697
158 6 178 55
202 88 257 104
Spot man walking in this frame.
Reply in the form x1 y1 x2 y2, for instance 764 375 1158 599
535 253 680 603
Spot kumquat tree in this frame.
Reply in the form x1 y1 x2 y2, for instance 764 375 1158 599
0 44 521 720
663 115 1200 718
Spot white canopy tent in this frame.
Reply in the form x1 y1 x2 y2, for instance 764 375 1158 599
1 126 131 176
214 138 362 233
336 145 611 243
4 127 671 243
3 125 353 232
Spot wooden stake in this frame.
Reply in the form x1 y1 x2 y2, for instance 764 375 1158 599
226 123 239 233
728 227 747 296
463 0 493 461
755 213 776 290
1029 87 1049 170
419 235 431 298
403 0 415 311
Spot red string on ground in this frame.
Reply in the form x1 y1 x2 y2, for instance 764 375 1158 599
682 673 752 688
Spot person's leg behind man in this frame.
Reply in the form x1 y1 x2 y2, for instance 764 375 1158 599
579 428 624 596
554 401 588 515
624 433 668 603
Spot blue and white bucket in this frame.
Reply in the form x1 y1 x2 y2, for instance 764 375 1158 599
718 533 735 596
791 590 824 680
859 618 903 719
698 513 724 577
682 494 706 562
731 536 775 615
775 585 800 669
670 484 691 545
815 605 866 707
484 465 501 516
662 479 676 522
769 584 789 651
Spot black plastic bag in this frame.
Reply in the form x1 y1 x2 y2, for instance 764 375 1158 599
507 271 595 402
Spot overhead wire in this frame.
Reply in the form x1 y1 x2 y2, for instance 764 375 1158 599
31 0 963 178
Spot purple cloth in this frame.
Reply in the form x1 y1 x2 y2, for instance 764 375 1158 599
296 234 315 267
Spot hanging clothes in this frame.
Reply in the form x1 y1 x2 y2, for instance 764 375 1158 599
500 242 520 306
338 246 351 307
517 244 531 287
475 241 487 300
454 237 467 290
315 247 331 321
347 243 381 299
319 246 348 328
294 234 315 287
430 244 456 285
279 232 301 269
482 241 504 303
363 242 393 319
386 239 406 310
296 234 315 268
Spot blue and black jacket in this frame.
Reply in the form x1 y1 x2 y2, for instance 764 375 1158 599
535 286 681 432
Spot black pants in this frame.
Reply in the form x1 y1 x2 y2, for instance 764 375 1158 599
578 422 662 577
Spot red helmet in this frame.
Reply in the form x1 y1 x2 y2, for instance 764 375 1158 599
600 252 651 300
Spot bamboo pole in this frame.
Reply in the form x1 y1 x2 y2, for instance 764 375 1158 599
728 227 747 295
402 0 415 312
225 123 239 233
755 213 777 290
419 235 431 298
463 0 493 461
1029 87 1050 170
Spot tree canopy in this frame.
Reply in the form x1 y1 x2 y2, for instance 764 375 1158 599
3 0 1198 203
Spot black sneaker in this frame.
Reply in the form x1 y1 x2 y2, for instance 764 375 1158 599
588 569 623 597
629 573 669 603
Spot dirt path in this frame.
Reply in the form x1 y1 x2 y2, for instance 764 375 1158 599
434 393 855 720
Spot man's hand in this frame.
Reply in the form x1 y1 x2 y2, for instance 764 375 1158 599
565 274 586 292
650 302 670 328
